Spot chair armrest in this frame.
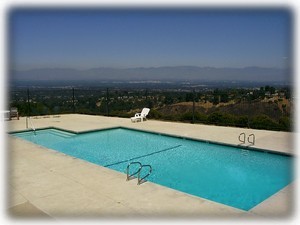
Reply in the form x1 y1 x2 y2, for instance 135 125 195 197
135 113 141 117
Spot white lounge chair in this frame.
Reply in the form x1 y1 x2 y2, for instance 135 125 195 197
131 108 150 122
10 107 19 120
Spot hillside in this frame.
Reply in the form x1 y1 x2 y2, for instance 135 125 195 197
154 96 292 131
158 98 291 119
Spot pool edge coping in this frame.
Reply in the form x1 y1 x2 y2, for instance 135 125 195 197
8 125 294 157
7 125 294 216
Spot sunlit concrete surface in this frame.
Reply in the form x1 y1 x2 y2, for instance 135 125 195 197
5 114 295 219
7 114 294 155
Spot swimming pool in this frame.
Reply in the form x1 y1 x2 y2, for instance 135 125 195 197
11 127 294 211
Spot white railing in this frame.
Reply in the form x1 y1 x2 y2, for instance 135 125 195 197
26 117 36 134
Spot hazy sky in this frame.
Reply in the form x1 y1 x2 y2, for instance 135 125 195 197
9 8 291 70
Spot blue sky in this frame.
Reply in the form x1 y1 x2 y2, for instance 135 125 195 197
9 8 292 70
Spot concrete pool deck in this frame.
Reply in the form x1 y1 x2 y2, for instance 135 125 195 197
5 114 295 219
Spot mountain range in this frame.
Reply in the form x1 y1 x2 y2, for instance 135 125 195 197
10 66 291 82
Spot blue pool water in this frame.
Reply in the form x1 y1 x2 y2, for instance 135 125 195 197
11 128 293 211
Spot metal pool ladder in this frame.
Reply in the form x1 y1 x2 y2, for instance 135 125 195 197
26 117 36 135
126 161 152 185
247 134 255 145
238 132 246 144
238 132 255 146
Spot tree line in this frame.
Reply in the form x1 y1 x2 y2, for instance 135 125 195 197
9 86 292 131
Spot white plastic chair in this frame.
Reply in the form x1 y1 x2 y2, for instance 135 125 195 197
10 107 19 120
131 108 150 122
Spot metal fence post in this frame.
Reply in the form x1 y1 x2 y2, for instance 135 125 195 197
106 88 109 116
27 88 31 117
26 88 30 128
192 89 195 124
72 88 75 113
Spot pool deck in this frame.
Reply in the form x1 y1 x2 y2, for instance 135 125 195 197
5 114 295 219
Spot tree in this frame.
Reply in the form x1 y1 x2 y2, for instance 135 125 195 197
185 93 194 102
250 115 280 131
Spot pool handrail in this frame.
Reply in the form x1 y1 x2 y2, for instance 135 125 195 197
126 161 142 181
238 132 246 144
138 164 152 185
248 134 255 145
26 117 36 135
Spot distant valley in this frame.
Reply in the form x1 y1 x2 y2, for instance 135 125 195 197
10 66 291 83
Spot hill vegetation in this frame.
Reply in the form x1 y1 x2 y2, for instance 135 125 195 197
9 85 292 131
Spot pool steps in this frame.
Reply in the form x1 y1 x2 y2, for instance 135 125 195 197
126 161 152 185
47 130 75 138
12 128 75 139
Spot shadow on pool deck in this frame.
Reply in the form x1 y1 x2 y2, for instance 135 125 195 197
8 202 52 219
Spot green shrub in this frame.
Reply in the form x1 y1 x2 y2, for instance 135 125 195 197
207 112 235 126
250 115 280 131
278 116 292 131
234 116 249 128
148 109 162 119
